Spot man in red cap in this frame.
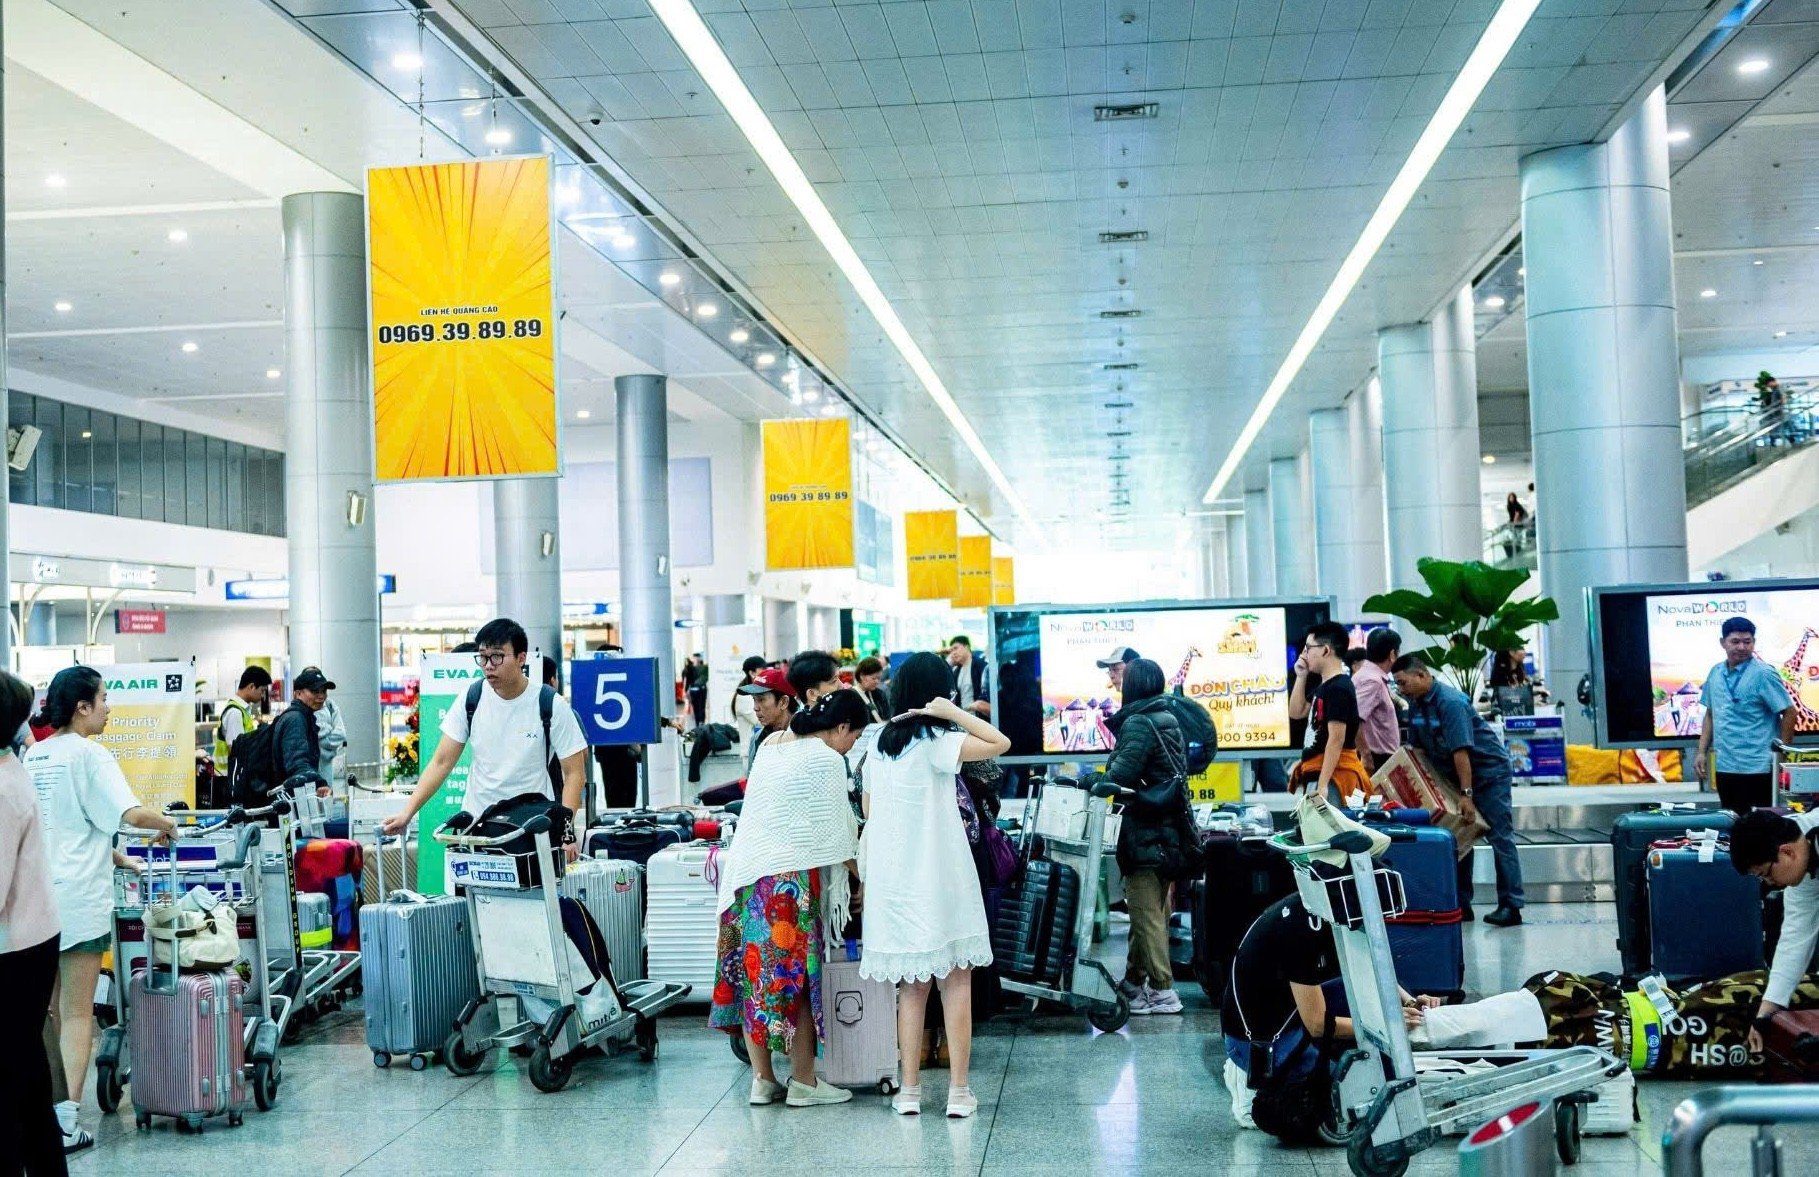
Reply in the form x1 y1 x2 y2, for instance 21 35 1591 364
737 666 798 776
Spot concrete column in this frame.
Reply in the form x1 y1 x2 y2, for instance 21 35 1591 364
1521 86 1688 741
1205 521 1230 598
1348 378 1390 610
1269 453 1316 597
615 374 679 801
282 192 379 766
1225 514 1250 598
1378 287 1483 587
1243 488 1275 596
493 478 563 661
0 27 10 670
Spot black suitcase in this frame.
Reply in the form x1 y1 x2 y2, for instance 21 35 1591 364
1193 833 1297 1002
992 858 1080 985
587 811 692 865
1610 805 1731 980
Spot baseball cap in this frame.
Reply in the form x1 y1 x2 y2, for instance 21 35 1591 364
294 667 336 692
1095 647 1141 669
737 666 797 698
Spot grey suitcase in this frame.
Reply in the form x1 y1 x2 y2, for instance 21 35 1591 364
561 857 645 983
359 836 480 1069
820 955 898 1093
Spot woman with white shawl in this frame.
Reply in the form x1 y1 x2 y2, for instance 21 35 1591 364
709 688 869 1108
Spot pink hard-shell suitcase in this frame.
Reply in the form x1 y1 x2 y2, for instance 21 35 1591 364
129 965 248 1131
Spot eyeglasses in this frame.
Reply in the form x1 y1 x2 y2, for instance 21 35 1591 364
474 652 510 668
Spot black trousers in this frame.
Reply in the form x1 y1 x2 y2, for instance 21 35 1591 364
1716 771 1774 813
687 688 707 725
1 934 67 1177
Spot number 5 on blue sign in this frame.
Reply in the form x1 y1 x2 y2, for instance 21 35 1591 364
571 657 661 746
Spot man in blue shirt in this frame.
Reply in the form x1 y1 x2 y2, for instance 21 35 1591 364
1392 654 1525 927
1695 616 1796 813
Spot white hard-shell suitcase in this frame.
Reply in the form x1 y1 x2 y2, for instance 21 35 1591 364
821 954 898 1093
645 844 719 998
560 857 645 983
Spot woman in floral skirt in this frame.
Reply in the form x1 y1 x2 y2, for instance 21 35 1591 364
709 689 870 1107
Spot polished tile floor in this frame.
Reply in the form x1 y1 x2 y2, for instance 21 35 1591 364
67 903 1819 1175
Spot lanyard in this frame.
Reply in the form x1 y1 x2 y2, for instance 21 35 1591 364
1722 663 1746 706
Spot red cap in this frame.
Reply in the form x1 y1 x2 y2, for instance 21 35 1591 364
738 667 796 698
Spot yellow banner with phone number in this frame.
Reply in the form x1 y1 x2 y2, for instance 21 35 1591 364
368 155 558 481
954 535 993 608
763 418 854 569
905 510 959 600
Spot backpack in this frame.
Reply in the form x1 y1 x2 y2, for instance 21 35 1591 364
1156 692 1218 775
226 717 283 806
465 681 562 798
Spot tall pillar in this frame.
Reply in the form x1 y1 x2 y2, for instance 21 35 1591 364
493 478 563 661
1243 488 1275 596
1225 513 1250 598
1205 521 1230 598
615 374 679 802
282 192 380 766
1269 453 1315 597
1521 86 1687 742
1348 378 1390 610
1309 410 1355 616
1378 287 1483 587
0 26 11 671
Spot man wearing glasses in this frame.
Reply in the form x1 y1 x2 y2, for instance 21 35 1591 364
383 618 588 860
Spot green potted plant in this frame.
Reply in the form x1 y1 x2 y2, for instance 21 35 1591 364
1361 558 1559 701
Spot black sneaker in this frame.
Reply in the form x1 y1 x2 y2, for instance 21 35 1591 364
62 1128 95 1156
1460 906 1475 923
1484 906 1523 928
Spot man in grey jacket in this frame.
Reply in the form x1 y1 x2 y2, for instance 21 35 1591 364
1729 808 1819 1052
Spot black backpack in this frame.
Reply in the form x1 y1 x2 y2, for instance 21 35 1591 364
465 681 563 797
226 715 286 806
1156 692 1218 775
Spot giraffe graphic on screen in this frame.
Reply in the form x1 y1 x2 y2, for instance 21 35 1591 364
1171 647 1202 690
1782 628 1819 727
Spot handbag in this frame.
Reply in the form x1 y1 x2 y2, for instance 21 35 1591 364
145 904 240 973
1293 792 1390 866
957 776 1018 888
1249 1011 1340 1145
1132 714 1205 883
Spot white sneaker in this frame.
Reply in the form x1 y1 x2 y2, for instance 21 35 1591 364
750 1077 783 1105
786 1077 854 1107
946 1086 979 1119
1145 986 1184 1015
1127 986 1155 1015
892 1084 922 1115
1114 976 1143 1001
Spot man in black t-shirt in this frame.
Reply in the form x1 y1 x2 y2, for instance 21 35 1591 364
1287 622 1370 801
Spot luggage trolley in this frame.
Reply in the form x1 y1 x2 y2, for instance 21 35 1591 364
98 800 292 1117
999 774 1130 1033
1267 824 1624 1177
1775 741 1819 809
434 810 693 1092
259 777 363 1032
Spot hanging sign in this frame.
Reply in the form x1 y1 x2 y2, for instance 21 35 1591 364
905 510 959 600
368 155 559 481
762 418 853 570
91 663 194 810
115 610 168 635
991 557 1016 607
954 535 994 609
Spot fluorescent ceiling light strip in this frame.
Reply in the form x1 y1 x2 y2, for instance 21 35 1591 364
1202 0 1543 504
648 0 1036 534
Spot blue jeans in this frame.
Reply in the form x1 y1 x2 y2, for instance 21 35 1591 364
1225 1027 1317 1088
1464 774 1524 909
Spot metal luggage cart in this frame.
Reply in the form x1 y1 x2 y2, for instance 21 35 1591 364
257 777 363 1032
999 774 1130 1033
1775 741 1819 810
1662 1084 1819 1176
97 801 292 1117
434 811 692 1092
1267 825 1624 1177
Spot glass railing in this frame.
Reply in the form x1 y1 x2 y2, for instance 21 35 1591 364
1484 519 1538 570
1684 392 1819 506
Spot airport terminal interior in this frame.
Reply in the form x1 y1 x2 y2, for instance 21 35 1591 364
8 0 1819 1173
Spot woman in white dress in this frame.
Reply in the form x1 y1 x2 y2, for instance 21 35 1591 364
859 651 1010 1119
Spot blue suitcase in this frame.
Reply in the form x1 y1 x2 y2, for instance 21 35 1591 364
1647 842 1764 982
1386 921 1465 996
1375 825 1458 914
1612 806 1732 979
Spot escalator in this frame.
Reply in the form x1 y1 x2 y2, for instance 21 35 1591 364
1685 389 1819 568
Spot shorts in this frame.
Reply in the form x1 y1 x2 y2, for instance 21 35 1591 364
1714 771 1773 813
63 934 110 955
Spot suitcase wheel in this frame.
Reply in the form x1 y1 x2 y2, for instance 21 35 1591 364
879 1078 899 1096
135 1113 151 1131
228 1112 244 1128
409 1053 430 1072
373 1051 392 1069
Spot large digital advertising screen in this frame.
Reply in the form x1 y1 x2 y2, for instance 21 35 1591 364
989 598 1332 761
1592 579 1819 748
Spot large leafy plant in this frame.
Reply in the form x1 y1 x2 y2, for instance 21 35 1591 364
1361 558 1559 701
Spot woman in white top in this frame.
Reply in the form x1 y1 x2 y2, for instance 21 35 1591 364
26 666 176 1153
859 651 1011 1119
710 689 869 1109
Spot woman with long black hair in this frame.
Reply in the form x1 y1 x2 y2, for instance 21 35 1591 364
859 651 1010 1119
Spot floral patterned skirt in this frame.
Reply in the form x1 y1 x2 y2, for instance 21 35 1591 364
708 869 824 1055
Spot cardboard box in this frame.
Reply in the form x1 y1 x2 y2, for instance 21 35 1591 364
1370 747 1489 859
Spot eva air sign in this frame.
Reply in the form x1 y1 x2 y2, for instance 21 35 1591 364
104 664 192 703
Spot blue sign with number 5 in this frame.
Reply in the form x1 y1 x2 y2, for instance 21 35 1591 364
570 657 661 746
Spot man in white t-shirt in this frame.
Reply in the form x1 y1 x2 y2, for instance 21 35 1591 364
383 618 588 859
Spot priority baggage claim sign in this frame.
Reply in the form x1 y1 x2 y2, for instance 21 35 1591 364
368 155 559 481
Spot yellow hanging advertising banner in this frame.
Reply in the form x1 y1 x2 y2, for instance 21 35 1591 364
763 418 854 570
368 155 559 481
991 557 1016 606
91 664 196 810
904 510 959 600
954 535 994 609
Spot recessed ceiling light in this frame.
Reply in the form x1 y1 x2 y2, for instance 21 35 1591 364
44 173 66 188
755 352 776 367
820 401 838 416
167 228 188 243
1775 330 1789 338
181 341 199 353
1481 295 1506 309
1482 454 1497 465
1753 259 1764 266
81 431 93 440
803 388 819 403
658 271 681 287
1738 58 1771 75
1700 288 1717 298
729 327 750 344
1200 0 1546 505
1517 267 1525 277
266 368 281 380
391 51 424 70
696 302 718 318
609 231 636 250
54 301 72 313
484 127 512 146
1666 128 1691 144
576 409 592 420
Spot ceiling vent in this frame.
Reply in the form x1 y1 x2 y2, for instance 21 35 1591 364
1099 308 1142 319
1098 229 1148 244
1094 102 1159 121
1102 362 1139 371
1103 399 1133 409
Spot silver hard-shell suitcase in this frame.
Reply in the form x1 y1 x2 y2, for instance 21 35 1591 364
359 835 480 1069
561 857 646 983
820 955 898 1093
645 844 719 997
